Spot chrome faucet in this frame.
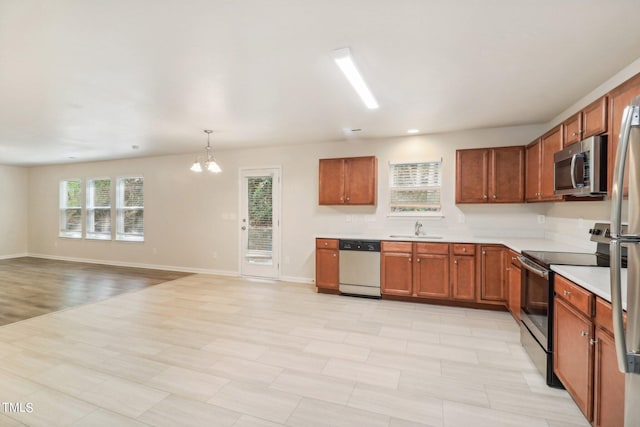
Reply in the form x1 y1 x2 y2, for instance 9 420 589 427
414 220 423 236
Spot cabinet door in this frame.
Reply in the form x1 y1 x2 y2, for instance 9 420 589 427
315 248 339 289
414 254 450 299
593 328 624 427
540 126 563 201
451 255 476 301
455 149 488 203
319 158 345 205
525 140 541 201
381 252 413 296
345 156 377 205
582 96 607 139
563 112 583 147
479 246 506 303
554 297 594 421
608 74 640 197
489 146 525 203
508 264 521 321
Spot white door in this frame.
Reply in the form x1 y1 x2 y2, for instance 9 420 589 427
240 168 280 279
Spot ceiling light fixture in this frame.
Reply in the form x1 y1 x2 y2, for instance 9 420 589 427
190 130 222 173
407 129 420 134
332 47 379 110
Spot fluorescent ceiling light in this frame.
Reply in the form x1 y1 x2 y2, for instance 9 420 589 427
332 47 379 109
407 129 420 134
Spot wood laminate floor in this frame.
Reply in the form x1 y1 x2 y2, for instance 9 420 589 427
0 257 191 326
0 273 589 426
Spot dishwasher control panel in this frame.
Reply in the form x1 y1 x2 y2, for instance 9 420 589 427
339 239 381 252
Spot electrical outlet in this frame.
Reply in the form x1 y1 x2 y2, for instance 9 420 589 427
537 215 546 224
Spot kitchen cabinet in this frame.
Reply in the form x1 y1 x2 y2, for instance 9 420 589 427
593 298 625 427
381 242 451 300
607 73 640 197
525 139 541 202
553 275 626 425
318 156 377 205
450 244 476 301
414 243 450 299
554 295 594 420
478 245 507 304
526 126 563 202
315 239 339 291
563 96 608 147
455 146 524 203
506 250 521 321
381 241 413 296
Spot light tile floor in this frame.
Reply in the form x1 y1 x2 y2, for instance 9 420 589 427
0 275 590 426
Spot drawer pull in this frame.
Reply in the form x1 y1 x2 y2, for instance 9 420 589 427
563 290 572 296
462 247 467 252
580 330 589 337
590 338 599 346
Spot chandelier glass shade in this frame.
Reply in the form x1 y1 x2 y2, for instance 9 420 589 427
191 130 221 173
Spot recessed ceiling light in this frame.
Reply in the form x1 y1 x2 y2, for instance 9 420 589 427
332 47 379 110
407 129 420 134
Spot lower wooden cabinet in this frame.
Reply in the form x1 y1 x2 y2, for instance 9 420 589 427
315 238 339 290
553 275 625 426
506 250 521 321
451 244 476 301
479 245 507 304
381 242 413 296
414 243 450 299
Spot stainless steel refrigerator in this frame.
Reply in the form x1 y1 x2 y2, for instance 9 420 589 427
610 95 640 426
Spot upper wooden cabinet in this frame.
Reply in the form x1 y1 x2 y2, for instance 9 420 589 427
526 127 563 202
319 156 377 205
607 73 640 197
563 96 608 147
456 146 525 203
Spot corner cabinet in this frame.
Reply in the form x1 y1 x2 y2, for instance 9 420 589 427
455 146 525 203
315 238 339 292
318 156 377 205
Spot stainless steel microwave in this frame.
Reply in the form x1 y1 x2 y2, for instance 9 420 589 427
553 135 607 196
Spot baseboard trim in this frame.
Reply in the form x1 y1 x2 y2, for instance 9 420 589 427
278 275 314 284
26 253 240 277
0 253 29 260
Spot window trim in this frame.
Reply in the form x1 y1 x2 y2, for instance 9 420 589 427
59 179 83 238
387 160 444 218
86 177 113 240
115 176 145 242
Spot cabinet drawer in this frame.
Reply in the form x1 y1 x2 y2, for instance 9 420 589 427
595 297 626 334
555 275 594 317
316 238 338 249
415 242 449 255
381 241 413 253
509 250 521 268
452 244 475 255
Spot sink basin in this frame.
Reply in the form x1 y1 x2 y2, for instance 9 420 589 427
388 234 443 240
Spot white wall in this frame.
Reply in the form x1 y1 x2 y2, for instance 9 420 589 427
0 165 29 258
27 123 546 281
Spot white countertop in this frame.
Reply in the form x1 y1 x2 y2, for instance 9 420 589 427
552 265 628 310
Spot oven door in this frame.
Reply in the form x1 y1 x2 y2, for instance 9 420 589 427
519 256 551 350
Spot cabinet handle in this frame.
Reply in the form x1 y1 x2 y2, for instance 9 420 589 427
590 338 599 346
408 257 412 263
580 330 589 337
417 258 421 263
483 195 488 199
492 195 497 199
482 251 486 255
462 247 467 252
346 197 350 201
454 259 458 264
340 197 344 201
324 242 328 246
563 290 571 296
512 257 517 261
333 253 336 257
572 131 579 136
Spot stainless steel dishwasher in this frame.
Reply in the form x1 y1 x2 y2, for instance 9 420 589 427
338 239 381 298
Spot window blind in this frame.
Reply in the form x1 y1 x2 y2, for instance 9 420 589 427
246 176 273 256
116 177 144 241
389 161 442 213
59 179 82 238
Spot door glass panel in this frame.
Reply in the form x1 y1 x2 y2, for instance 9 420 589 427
246 176 273 265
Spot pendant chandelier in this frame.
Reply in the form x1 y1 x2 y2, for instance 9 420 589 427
190 130 222 173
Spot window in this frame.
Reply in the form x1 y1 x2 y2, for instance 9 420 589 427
116 176 144 241
389 161 442 215
86 178 112 240
59 179 82 238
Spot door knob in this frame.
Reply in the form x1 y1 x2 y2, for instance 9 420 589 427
241 226 246 230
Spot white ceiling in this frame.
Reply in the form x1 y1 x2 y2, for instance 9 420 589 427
2 0 640 166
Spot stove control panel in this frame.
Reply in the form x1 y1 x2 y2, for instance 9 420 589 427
589 222 627 242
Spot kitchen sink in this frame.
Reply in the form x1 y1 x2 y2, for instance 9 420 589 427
388 234 443 240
